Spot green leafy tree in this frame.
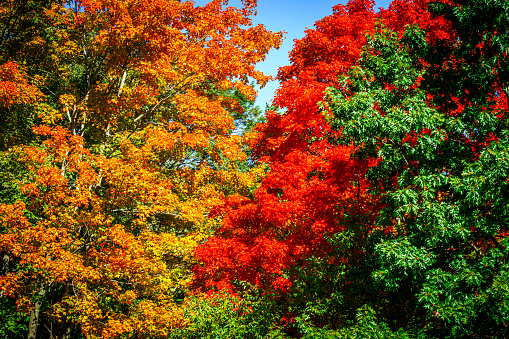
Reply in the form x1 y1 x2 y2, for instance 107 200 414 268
326 0 509 336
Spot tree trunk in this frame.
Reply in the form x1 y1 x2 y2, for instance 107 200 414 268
61 324 73 339
60 282 74 339
2 253 9 273
27 287 45 339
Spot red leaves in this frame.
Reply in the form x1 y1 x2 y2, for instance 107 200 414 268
379 0 453 44
194 0 381 293
194 0 441 295
194 234 291 291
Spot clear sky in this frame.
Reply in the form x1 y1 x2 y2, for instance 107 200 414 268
194 0 393 108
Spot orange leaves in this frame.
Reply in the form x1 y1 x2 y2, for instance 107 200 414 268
214 134 245 161
0 62 43 108
31 125 89 160
54 0 282 161
0 200 29 227
0 80 20 108
0 0 282 335
0 125 187 334
21 127 98 209
175 90 233 136
0 202 81 288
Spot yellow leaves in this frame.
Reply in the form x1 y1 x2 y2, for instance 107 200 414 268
73 299 186 339
59 93 76 107
118 290 137 304
159 232 197 260
117 84 159 114
65 291 108 338
56 227 189 337
130 300 187 337
36 102 62 125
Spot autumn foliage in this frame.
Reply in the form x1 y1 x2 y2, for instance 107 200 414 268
1 0 509 337
0 0 281 337
194 0 450 293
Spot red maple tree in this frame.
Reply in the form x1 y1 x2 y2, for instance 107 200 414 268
194 0 452 293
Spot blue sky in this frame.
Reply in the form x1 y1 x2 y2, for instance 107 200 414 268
194 0 393 108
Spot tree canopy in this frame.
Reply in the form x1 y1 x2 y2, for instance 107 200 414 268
0 0 508 338
0 0 282 337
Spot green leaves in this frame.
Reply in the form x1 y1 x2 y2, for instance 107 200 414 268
374 238 437 291
169 292 288 339
326 2 509 335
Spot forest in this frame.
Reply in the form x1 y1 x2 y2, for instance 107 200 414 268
0 0 508 338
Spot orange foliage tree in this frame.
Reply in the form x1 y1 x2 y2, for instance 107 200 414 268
0 0 282 338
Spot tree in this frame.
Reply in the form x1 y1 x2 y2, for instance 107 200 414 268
195 0 379 294
0 0 282 337
193 0 452 336
326 0 509 336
